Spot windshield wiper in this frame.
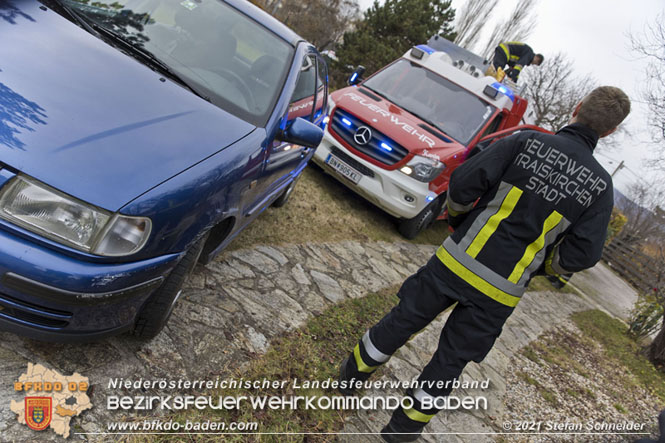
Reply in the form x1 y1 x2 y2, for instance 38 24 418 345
89 24 212 102
44 0 211 102
362 85 391 103
42 0 101 37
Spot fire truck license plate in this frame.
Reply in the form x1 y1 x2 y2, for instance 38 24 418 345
326 154 362 184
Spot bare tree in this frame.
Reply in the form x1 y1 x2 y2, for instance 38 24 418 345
520 52 595 132
611 16 665 334
453 0 498 51
480 0 539 58
631 240 665 365
619 180 665 244
626 229 665 365
254 0 360 50
630 11 665 171
620 180 665 364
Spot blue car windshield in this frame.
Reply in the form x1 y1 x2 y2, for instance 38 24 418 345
363 59 496 145
62 0 294 126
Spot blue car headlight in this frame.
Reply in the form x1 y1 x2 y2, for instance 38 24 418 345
0 175 151 256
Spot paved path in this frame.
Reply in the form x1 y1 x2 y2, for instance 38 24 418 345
569 264 638 321
0 241 434 440
340 265 639 442
0 240 637 441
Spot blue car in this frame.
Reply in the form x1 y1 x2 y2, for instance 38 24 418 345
0 0 327 340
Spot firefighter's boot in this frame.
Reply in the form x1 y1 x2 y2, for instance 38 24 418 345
380 406 426 442
338 331 391 395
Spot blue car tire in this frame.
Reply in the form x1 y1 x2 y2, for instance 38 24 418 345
272 175 300 208
132 234 207 339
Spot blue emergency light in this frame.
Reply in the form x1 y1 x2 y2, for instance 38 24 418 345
411 45 435 60
485 82 515 102
342 117 353 127
380 142 393 152
415 44 435 54
411 45 434 60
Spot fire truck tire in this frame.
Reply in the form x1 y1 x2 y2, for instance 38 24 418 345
397 197 442 239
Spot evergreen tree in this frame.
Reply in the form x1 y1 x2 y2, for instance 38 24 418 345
333 0 456 85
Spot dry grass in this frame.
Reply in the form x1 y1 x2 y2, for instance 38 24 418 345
227 164 449 250
142 286 402 442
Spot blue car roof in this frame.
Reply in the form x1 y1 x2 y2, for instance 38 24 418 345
226 0 304 47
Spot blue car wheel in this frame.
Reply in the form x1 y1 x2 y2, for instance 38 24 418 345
132 235 207 339
272 174 301 208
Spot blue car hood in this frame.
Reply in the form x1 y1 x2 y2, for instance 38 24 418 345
0 0 256 211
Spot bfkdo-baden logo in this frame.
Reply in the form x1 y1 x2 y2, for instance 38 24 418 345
25 397 52 431
11 363 92 438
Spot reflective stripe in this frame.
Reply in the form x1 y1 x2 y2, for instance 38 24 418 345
509 211 564 284
550 246 573 274
443 238 526 297
544 250 556 275
466 186 523 258
362 331 390 363
353 344 377 373
513 64 523 71
519 218 571 286
499 43 510 58
447 206 464 217
510 55 520 61
458 182 513 252
413 387 436 404
557 275 569 285
403 407 435 423
436 245 521 307
447 195 474 217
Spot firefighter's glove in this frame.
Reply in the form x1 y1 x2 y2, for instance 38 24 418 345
507 68 520 82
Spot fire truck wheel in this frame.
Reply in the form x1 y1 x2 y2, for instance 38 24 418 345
398 198 441 239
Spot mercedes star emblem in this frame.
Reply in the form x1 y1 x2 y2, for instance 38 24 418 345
353 126 372 145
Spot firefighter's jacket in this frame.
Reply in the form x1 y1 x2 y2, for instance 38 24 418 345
444 123 613 308
499 42 535 80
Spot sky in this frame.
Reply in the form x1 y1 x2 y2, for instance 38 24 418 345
357 0 665 195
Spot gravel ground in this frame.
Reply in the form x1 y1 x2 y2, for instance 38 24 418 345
501 319 662 443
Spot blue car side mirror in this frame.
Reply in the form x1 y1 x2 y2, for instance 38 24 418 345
279 117 324 148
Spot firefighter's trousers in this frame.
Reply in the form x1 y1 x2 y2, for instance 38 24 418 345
351 254 515 430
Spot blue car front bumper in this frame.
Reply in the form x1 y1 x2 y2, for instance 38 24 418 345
0 227 180 342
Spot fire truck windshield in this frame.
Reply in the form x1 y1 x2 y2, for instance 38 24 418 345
363 59 496 145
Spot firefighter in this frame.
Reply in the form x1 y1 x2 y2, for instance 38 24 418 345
338 86 630 442
492 41 543 82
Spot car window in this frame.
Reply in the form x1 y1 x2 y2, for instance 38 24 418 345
314 57 327 122
61 0 294 127
287 55 320 123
